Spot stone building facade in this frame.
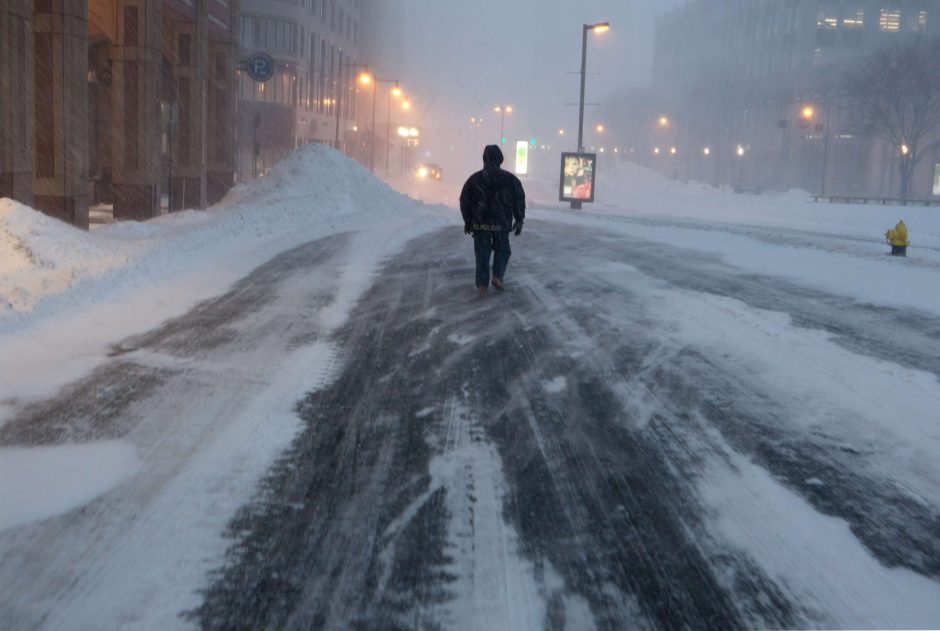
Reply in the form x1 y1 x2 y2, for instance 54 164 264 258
0 0 239 228
652 0 940 199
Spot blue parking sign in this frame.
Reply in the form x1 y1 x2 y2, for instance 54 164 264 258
246 52 275 82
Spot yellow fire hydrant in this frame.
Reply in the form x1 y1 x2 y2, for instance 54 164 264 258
885 220 909 257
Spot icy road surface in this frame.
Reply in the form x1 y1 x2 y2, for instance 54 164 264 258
3 221 940 629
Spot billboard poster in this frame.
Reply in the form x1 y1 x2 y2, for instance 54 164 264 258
515 141 529 176
559 152 596 203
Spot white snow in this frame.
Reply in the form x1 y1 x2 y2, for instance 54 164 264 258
0 440 140 532
4 147 940 628
697 446 940 629
0 145 450 628
541 376 567 393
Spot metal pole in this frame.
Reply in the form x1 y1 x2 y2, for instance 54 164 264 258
573 24 588 209
499 109 505 143
577 25 588 154
334 71 342 150
335 61 368 155
386 89 392 176
370 80 377 173
819 94 833 197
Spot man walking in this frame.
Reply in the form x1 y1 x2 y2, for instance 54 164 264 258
459 145 526 295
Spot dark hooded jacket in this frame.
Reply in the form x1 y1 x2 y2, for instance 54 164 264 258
459 145 526 232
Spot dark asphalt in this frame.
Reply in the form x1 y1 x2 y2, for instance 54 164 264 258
3 220 938 630
191 223 940 629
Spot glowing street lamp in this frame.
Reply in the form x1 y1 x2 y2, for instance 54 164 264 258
900 143 910 155
367 76 402 174
335 61 369 150
571 20 610 209
596 124 605 133
703 146 711 156
736 144 746 157
575 22 610 154
558 128 565 136
659 116 670 128
494 105 513 143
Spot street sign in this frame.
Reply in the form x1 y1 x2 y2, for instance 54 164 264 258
515 141 529 176
559 152 596 203
246 52 275 82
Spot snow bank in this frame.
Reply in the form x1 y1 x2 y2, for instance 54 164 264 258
592 160 940 249
222 142 413 215
0 144 432 332
0 199 129 314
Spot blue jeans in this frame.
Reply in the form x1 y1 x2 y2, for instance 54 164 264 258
473 231 511 288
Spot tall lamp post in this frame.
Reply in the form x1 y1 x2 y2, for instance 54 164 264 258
368 77 400 174
573 21 609 209
493 105 512 143
390 97 411 176
335 61 369 152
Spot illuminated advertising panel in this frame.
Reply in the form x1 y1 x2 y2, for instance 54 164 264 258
559 152 596 203
515 141 529 175
934 162 940 197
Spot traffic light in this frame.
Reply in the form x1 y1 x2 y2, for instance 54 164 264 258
530 137 537 146
501 136 507 144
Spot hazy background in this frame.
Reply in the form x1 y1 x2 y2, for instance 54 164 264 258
362 0 685 175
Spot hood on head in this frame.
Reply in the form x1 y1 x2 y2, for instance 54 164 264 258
483 145 504 171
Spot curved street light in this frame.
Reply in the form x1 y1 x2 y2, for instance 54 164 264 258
572 21 609 209
366 76 401 174
335 61 369 151
494 105 513 143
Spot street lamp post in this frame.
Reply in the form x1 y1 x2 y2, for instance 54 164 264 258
388 95 410 176
368 77 400 174
493 105 512 143
573 21 609 209
335 61 369 152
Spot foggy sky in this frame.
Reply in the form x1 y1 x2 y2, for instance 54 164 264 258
362 0 685 169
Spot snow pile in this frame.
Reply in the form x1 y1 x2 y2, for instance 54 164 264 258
221 142 414 215
0 199 129 314
592 160 940 251
0 144 440 331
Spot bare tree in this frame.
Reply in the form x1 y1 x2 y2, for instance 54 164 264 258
845 38 940 201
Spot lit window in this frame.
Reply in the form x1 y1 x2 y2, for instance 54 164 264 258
934 148 940 196
817 11 838 29
909 10 928 32
880 8 900 32
843 8 864 28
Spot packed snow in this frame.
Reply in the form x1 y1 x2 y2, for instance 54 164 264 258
3 145 940 628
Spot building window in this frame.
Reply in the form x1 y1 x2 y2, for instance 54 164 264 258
907 10 928 33
933 148 940 196
239 69 296 106
241 16 298 54
880 8 900 32
817 10 838 29
843 8 864 28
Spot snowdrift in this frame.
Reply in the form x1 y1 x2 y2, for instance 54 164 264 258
0 199 128 314
222 143 414 215
0 144 425 324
